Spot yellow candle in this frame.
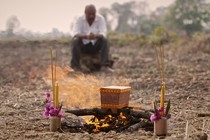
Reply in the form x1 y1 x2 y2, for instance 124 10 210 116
54 81 59 107
160 82 165 116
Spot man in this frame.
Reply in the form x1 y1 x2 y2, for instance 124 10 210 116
71 4 113 72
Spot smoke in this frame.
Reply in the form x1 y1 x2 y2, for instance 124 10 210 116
44 66 102 108
44 66 131 109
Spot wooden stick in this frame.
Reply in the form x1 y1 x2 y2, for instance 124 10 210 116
65 108 153 120
50 48 54 103
128 106 144 111
65 108 107 118
127 121 153 132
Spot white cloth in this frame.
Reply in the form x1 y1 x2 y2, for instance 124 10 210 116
71 14 107 45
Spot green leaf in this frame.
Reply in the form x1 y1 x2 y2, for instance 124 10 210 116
165 99 170 116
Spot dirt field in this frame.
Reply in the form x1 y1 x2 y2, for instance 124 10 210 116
0 38 210 140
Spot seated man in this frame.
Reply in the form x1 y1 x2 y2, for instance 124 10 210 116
71 4 113 72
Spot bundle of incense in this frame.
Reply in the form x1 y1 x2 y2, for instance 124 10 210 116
155 45 165 116
50 48 59 107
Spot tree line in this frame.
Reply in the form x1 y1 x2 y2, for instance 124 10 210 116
99 0 210 35
1 0 210 40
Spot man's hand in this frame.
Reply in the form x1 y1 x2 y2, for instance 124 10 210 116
83 33 103 39
88 33 95 39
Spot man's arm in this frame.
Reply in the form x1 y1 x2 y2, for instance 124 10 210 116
72 15 106 39
71 17 88 39
86 15 107 39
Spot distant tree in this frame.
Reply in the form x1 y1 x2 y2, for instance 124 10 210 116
110 1 150 33
130 1 150 34
166 0 210 35
137 15 160 35
99 7 112 31
139 6 169 35
155 6 168 17
98 1 171 35
111 2 136 33
51 28 64 38
6 15 20 37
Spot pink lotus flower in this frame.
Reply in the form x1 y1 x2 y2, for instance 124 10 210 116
150 114 157 122
58 109 64 118
150 100 171 122
45 92 51 101
43 91 64 118
150 109 161 122
43 111 49 118
158 107 164 113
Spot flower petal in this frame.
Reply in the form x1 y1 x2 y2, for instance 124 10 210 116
150 114 157 122
45 92 51 100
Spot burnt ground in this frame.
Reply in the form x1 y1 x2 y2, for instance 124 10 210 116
0 39 210 140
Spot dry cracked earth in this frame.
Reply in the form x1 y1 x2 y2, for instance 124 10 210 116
0 39 210 140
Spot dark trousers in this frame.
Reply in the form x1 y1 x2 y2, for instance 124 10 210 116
70 37 110 69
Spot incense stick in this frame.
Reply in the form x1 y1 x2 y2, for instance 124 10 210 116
53 49 58 107
155 46 162 77
50 48 54 102
161 46 165 82
155 45 165 83
159 46 163 83
55 48 57 82
155 46 165 79
155 45 166 116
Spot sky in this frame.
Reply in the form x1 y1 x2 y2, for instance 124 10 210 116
0 0 175 33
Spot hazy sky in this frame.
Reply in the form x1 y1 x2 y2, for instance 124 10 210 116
0 0 175 33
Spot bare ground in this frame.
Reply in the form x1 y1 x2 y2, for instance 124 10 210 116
0 39 210 140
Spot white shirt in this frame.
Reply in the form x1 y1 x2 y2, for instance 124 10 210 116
71 14 107 45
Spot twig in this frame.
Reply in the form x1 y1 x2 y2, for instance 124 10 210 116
202 119 206 133
190 125 198 133
185 120 189 140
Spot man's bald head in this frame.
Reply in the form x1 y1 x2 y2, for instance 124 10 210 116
85 4 96 25
85 4 96 13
